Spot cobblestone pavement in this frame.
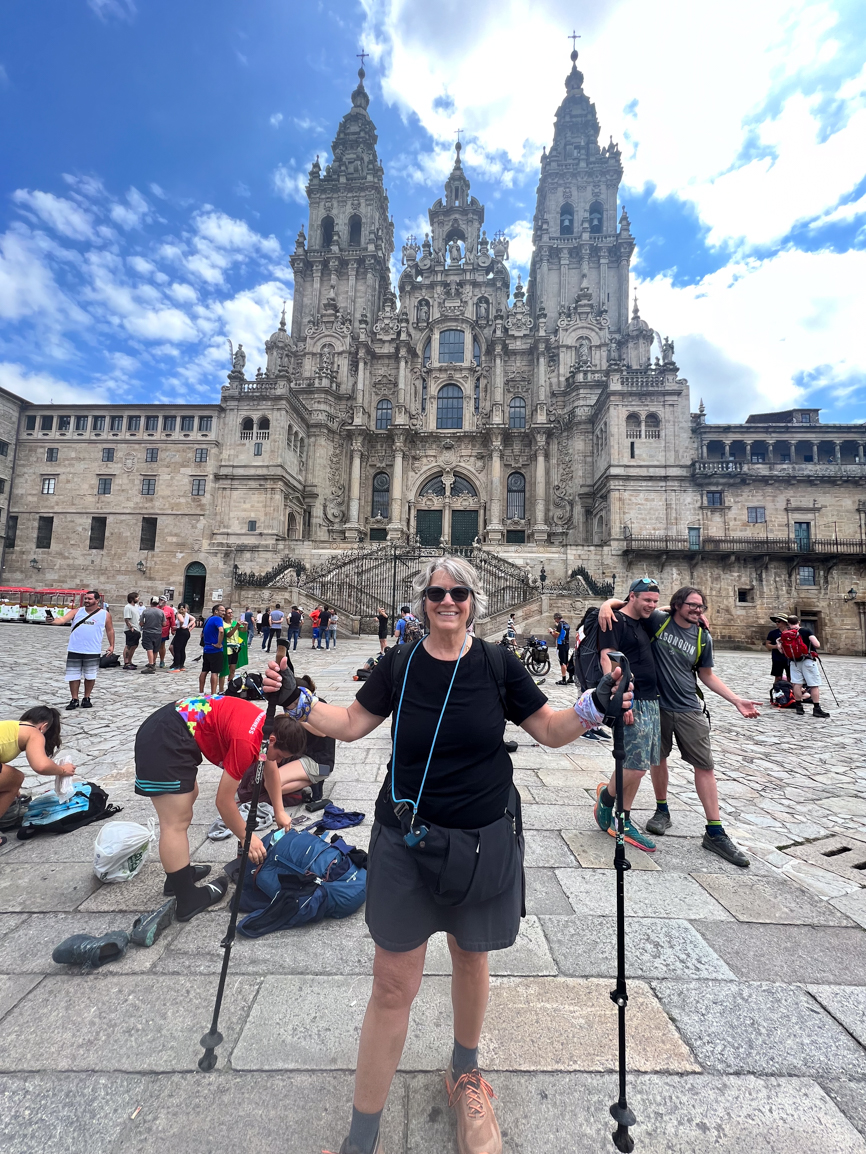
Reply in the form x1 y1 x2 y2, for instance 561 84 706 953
0 624 865 1153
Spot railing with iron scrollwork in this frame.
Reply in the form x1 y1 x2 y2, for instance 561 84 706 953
233 556 307 589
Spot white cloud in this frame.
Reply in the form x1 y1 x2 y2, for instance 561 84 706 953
0 64 9 88
87 0 136 21
149 183 166 199
809 189 866 229
272 164 308 205
109 186 151 230
0 361 107 404
12 189 95 241
270 112 283 128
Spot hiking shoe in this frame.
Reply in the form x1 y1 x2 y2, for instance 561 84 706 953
581 730 603 740
65 699 80 711
141 665 156 674
813 705 830 718
445 1064 502 1154
645 809 672 836
131 898 176 947
0 794 31 830
52 931 130 969
159 660 165 667
555 678 568 685
609 818 656 853
163 864 211 895
702 831 750 867
594 783 613 832
794 703 805 715
81 697 92 709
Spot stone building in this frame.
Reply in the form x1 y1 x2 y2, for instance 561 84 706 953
1 50 864 652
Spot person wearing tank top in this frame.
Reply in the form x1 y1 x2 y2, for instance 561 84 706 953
49 590 115 710
0 707 74 846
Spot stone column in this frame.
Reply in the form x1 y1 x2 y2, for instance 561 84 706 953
487 434 503 544
492 341 504 425
700 439 707 460
767 441 775 463
812 441 819 463
347 260 357 324
396 343 408 422
722 440 731 459
560 251 568 307
346 436 363 540
532 432 549 543
354 349 367 425
859 441 865 463
834 440 842 463
619 255 630 333
311 261 322 319
744 441 752 462
388 434 405 541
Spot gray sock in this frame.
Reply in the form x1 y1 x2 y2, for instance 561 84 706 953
347 1105 382 1154
452 1038 479 1076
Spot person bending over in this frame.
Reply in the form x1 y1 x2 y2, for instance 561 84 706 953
133 694 306 921
0 706 75 846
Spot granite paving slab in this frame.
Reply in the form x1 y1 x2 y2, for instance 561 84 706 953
556 869 734 920
647 835 773 876
562 829 661 871
537 767 613 791
692 922 866 984
822 1078 866 1142
0 862 101 912
522 828 578 867
0 1072 148 1154
0 911 183 975
78 863 231 914
0 912 30 939
809 986 866 1048
523 867 574 914
0 975 260 1072
522 804 597 831
3 822 153 863
233 974 698 1073
541 915 737 980
653 980 866 1076
629 807 710 838
832 890 866 929
691 872 856 925
405 1071 866 1154
423 916 556 976
0 973 42 1023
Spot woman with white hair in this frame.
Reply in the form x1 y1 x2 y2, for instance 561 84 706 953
266 555 631 1154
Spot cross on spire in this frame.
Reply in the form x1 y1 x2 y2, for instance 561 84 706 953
356 49 368 67
568 30 581 51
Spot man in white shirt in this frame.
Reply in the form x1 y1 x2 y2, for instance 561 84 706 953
122 591 141 670
50 589 115 710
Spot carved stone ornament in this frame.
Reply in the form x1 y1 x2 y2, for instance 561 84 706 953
372 375 395 396
123 453 136 472
373 291 400 337
323 448 346 525
441 440 456 468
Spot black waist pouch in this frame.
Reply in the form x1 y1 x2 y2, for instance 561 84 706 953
395 785 523 908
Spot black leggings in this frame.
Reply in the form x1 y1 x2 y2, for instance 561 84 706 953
171 628 190 668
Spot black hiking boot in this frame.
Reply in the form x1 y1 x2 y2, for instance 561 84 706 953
813 704 830 718
702 831 750 867
794 702 805 715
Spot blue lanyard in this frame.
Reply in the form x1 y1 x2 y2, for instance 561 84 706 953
391 633 468 824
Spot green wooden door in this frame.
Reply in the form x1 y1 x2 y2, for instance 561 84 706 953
416 509 443 546
450 509 478 548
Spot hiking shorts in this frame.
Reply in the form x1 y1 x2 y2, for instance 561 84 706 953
365 821 523 954
141 631 162 655
65 652 99 683
557 643 570 667
134 702 202 796
124 628 141 648
770 651 789 678
622 699 661 772
299 755 332 784
660 708 714 770
201 652 223 674
790 657 821 688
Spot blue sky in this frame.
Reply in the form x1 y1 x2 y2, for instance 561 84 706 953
0 0 864 424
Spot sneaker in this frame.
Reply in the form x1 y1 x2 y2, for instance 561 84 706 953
140 664 156 674
159 660 165 668
445 1064 502 1154
555 678 568 685
645 809 672 836
594 782 613 832
581 730 603 740
0 794 31 830
595 729 612 740
608 817 656 853
794 703 805 715
702 831 750 867
65 699 80 711
81 697 93 709
813 705 830 718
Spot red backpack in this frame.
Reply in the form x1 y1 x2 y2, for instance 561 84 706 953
780 627 810 661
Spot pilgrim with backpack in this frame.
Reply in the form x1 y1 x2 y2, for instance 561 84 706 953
777 615 830 718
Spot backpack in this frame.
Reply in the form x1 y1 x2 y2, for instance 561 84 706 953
402 617 423 644
98 653 121 669
779 627 810 661
17 782 120 840
574 608 603 691
237 828 366 938
770 678 796 708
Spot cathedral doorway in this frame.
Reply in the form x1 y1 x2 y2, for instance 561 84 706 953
451 509 478 548
416 509 443 546
182 562 207 615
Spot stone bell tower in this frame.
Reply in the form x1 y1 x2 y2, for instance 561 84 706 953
289 65 394 339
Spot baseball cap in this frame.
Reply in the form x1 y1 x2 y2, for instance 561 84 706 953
629 577 660 594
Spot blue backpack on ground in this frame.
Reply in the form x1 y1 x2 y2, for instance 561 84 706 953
17 782 120 840
237 828 366 938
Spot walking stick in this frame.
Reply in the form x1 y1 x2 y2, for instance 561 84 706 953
814 654 840 708
198 693 278 1072
602 652 636 1152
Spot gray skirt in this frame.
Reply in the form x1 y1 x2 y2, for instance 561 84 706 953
365 821 525 954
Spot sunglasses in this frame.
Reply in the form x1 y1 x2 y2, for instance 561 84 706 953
424 585 472 603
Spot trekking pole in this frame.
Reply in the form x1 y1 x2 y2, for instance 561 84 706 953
602 651 636 1152
198 693 278 1072
814 654 840 708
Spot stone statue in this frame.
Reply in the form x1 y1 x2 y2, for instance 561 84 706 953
608 336 620 362
417 299 430 324
448 237 462 265
576 337 591 368
232 344 246 372
320 346 334 374
662 336 675 363
476 298 489 323
479 230 489 255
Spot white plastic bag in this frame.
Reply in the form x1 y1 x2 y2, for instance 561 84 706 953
54 754 75 801
93 819 156 883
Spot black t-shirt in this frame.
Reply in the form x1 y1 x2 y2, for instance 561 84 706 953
289 610 302 628
766 628 782 646
262 611 270 628
356 640 548 830
597 610 658 700
377 612 389 638
319 610 332 630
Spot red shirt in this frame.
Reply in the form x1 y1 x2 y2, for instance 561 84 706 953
175 696 264 781
161 605 176 639
310 609 321 627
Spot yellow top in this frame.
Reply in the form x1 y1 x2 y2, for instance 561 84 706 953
0 720 22 766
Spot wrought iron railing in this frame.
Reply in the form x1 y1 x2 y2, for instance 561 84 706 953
624 535 866 556
568 565 615 598
234 556 307 588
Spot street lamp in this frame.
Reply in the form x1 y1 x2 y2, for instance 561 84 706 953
29 557 40 571
136 560 147 573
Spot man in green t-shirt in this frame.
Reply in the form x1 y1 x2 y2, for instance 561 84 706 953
598 585 761 866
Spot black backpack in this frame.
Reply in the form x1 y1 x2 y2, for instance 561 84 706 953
99 653 121 669
574 608 603 691
17 782 120 840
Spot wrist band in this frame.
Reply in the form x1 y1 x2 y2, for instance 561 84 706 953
286 687 316 722
573 689 604 729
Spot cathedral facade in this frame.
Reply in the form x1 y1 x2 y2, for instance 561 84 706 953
1 51 865 653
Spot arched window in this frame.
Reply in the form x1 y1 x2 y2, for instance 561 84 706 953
420 474 446 497
594 514 604 544
560 203 574 236
321 216 334 248
293 432 299 450
287 512 298 539
509 397 526 429
421 379 427 414
451 475 477 497
240 417 254 441
473 337 481 364
645 412 661 439
474 380 480 414
437 384 463 430
376 399 393 430
589 201 604 234
256 416 270 430
439 329 465 364
422 339 431 366
506 472 525 519
348 214 362 246
371 471 390 519
625 412 641 440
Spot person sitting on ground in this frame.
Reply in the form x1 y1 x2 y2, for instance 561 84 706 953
199 603 225 695
778 615 830 718
139 597 165 675
133 693 306 921
549 612 573 685
0 707 75 846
